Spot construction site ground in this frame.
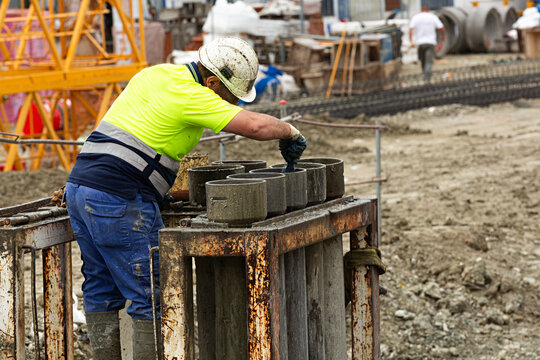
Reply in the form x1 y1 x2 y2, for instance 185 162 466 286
1 58 539 358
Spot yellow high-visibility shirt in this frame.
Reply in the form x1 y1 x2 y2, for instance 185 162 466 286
103 63 242 161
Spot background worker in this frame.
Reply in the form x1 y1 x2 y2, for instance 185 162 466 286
409 4 445 82
64 37 306 360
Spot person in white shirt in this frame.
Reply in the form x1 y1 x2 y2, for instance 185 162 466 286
409 4 445 81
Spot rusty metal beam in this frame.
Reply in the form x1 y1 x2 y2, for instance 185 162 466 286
350 200 380 360
43 243 74 360
159 198 374 257
0 231 25 359
160 249 194 360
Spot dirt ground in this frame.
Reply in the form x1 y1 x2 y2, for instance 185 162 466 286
1 97 540 359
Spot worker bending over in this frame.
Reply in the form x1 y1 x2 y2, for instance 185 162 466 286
409 4 445 82
64 37 306 360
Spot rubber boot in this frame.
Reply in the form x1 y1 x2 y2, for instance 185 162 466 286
133 318 161 360
86 311 122 360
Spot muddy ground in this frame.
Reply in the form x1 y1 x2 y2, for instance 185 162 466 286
1 97 539 359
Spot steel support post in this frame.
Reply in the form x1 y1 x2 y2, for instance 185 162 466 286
0 234 25 358
350 207 380 360
246 232 280 360
160 249 194 360
43 243 74 360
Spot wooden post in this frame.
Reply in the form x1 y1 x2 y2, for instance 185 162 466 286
214 257 248 360
323 236 347 360
305 243 325 360
284 249 309 360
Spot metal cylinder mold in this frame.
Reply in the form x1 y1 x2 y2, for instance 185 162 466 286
205 179 267 225
211 160 267 172
251 168 308 211
188 164 245 205
228 172 287 217
299 157 345 200
271 163 326 206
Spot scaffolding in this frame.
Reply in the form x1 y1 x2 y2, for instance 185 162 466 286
0 0 147 171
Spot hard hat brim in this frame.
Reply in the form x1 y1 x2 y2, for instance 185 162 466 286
240 87 257 103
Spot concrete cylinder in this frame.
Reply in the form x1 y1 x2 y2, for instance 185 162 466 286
188 164 245 205
211 160 267 172
271 163 326 206
205 179 267 225
464 6 503 52
250 168 307 211
227 173 287 217
300 157 345 200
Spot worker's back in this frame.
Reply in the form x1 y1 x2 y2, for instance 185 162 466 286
410 12 443 46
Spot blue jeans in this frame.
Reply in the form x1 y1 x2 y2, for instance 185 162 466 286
65 182 163 320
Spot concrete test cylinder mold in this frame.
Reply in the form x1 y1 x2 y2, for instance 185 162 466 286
228 172 287 217
300 157 345 200
205 178 267 225
188 164 245 205
250 167 308 211
211 160 267 172
271 163 327 206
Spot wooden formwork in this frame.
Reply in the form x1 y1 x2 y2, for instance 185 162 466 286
160 196 382 360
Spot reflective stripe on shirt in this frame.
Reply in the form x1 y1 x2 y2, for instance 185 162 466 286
95 121 180 174
80 122 179 197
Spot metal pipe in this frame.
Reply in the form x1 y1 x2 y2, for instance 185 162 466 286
345 176 389 186
149 246 160 360
219 141 226 161
376 122 382 244
22 245 40 360
296 118 388 129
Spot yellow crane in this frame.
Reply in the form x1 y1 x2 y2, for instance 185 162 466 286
0 0 147 171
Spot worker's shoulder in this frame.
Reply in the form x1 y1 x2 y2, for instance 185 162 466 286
138 63 188 77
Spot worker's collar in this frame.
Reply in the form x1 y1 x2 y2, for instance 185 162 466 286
187 62 204 86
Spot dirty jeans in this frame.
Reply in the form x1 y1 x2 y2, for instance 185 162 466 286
65 182 162 320
418 44 435 81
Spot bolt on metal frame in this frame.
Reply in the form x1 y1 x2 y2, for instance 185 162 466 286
0 0 147 171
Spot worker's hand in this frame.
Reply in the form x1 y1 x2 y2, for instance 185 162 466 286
410 41 416 48
435 43 442 52
279 126 307 172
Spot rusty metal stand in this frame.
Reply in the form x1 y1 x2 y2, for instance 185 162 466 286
160 196 381 360
0 201 75 360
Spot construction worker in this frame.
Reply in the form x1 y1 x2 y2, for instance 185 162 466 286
64 37 306 360
409 4 445 82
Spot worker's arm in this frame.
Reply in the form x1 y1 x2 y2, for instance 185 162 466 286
438 26 445 43
436 27 445 51
408 28 416 47
223 109 297 141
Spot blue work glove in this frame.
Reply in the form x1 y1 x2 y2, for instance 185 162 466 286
279 124 307 172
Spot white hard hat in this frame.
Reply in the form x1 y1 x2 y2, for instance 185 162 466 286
199 37 258 103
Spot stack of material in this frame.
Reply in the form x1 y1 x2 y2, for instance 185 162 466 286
280 38 327 92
